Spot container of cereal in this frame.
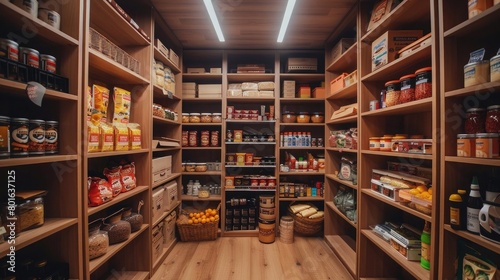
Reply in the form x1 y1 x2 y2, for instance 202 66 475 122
385 80 400 107
464 60 490 87
415 67 432 100
88 219 109 260
212 113 222 123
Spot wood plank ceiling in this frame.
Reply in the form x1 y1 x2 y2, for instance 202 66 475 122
151 0 358 50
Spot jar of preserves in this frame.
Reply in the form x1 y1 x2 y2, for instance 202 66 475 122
210 131 219 147
380 136 393 151
385 80 400 107
399 74 416 103
465 108 485 134
311 112 324 123
188 131 198 147
181 113 190 123
297 112 310 123
415 67 432 99
201 113 212 123
0 116 10 159
486 105 500 133
189 113 201 123
369 137 381 151
212 113 222 123
200 130 210 147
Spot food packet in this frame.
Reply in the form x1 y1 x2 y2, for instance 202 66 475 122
120 162 137 192
103 166 123 197
92 84 110 122
127 123 141 150
338 157 358 185
87 121 100 153
88 177 113 207
86 85 93 122
113 123 129 151
113 87 131 124
99 122 114 152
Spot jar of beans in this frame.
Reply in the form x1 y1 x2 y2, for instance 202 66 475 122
399 74 416 103
415 67 432 99
486 105 500 133
385 80 400 107
465 108 485 134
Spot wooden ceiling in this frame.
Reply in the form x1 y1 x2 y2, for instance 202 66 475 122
151 0 358 50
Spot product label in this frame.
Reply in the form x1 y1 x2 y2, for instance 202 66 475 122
421 243 430 262
476 137 499 158
468 48 485 64
0 126 9 152
450 207 460 225
457 138 473 157
467 207 480 233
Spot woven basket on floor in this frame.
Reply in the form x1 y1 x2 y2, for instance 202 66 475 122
288 204 324 236
176 204 220 242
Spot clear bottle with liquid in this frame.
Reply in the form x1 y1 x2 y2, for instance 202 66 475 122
466 176 483 234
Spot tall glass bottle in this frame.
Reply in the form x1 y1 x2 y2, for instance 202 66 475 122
421 221 431 270
466 176 483 234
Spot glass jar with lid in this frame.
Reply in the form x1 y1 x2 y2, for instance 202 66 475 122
486 105 500 133
189 113 201 123
212 113 222 123
201 113 212 123
399 74 416 103
415 67 432 99
465 108 485 134
181 113 190 123
385 80 400 107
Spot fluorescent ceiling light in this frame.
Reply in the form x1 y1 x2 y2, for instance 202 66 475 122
277 0 296 43
203 0 225 42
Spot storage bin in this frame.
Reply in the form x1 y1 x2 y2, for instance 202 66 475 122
330 73 348 94
343 70 357 87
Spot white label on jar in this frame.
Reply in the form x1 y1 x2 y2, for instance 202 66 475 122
12 126 29 144
416 78 428 85
467 207 480 233
29 127 45 143
340 164 351 179
401 84 412 90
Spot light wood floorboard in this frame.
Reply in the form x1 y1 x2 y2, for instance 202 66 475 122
152 236 354 280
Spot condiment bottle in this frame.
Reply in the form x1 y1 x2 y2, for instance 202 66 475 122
466 176 483 234
449 193 463 230
458 189 468 229
421 221 431 270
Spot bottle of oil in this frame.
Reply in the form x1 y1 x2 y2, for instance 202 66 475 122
421 221 431 270
466 176 483 234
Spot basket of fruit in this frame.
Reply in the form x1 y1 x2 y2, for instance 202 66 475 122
176 204 220 242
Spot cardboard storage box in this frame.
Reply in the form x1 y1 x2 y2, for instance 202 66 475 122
152 186 165 222
210 67 222 74
297 86 311 98
343 70 357 87
330 73 348 94
283 80 295 98
331 38 356 62
152 222 164 263
312 87 325 98
187 67 206 73
169 49 179 66
163 211 177 246
155 39 169 58
152 155 172 184
198 84 222 98
372 30 423 71
164 181 178 211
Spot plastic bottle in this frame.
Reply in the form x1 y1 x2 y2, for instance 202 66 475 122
466 176 483 234
186 180 194 195
421 221 431 270
449 193 463 230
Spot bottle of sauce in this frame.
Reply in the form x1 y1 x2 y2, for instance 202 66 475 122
421 221 431 270
449 193 463 230
466 176 483 234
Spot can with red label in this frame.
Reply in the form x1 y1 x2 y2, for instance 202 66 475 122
40 54 56 73
20 47 39 68
369 100 380 111
0 38 19 61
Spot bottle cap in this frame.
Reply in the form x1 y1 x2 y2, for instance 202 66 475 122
449 194 462 202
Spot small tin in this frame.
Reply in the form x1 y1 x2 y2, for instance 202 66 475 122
12 0 38 17
44 120 58 154
40 54 56 73
0 116 10 159
0 38 19 61
369 100 380 111
28 119 45 156
38 8 61 30
10 118 29 157
19 47 40 68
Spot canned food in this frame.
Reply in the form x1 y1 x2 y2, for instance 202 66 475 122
0 116 10 159
12 0 38 17
464 60 490 87
210 130 219 147
44 120 58 154
28 119 45 156
369 100 380 111
38 8 61 30
40 54 56 73
10 118 29 157
457 134 476 157
0 38 19 61
19 47 40 68
475 133 499 158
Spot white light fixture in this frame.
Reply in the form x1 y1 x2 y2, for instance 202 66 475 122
203 0 225 42
277 0 296 43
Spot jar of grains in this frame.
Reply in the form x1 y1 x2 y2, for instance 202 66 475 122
385 80 400 107
415 67 432 99
181 113 190 123
189 113 201 123
212 113 222 123
201 113 212 123
399 74 416 103
486 105 500 133
465 108 485 134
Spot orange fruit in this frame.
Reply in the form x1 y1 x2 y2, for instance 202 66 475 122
202 215 207 220
210 210 217 216
193 219 199 224
214 214 219 220
427 188 433 195
209 217 215 222
188 219 193 224
201 218 207 224
195 213 201 219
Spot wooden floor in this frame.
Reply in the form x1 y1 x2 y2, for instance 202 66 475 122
152 236 354 280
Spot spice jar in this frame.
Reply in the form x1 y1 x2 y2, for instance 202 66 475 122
121 200 144 232
486 105 500 133
201 113 212 123
189 113 201 123
415 67 432 100
212 113 222 123
88 219 108 260
399 74 416 103
465 108 485 134
102 210 131 244
385 80 400 107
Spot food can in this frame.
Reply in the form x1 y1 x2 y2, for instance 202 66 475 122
369 137 381 151
0 116 10 159
40 54 56 73
28 119 45 156
464 60 490 87
19 47 40 68
12 0 38 17
259 195 275 208
44 120 58 154
258 219 275 243
245 153 253 165
457 134 476 157
10 118 29 157
279 216 294 244
259 207 276 220
236 152 246 166
468 0 493 19
490 54 500 83
38 8 61 30
475 133 499 158
369 100 380 111
0 38 19 61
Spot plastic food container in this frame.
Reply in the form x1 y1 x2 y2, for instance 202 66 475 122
385 80 400 107
369 137 381 151
380 136 393 151
201 113 212 123
195 163 207 172
399 74 416 103
102 210 131 244
185 162 196 172
297 112 310 123
282 111 297 123
464 61 490 87
415 67 432 99
212 113 222 123
181 113 190 123
311 112 324 123
5 190 47 233
88 220 109 260
189 113 201 123
38 8 61 30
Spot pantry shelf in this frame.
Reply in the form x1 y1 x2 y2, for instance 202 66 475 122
443 225 500 252
182 97 223 102
327 82 357 100
279 146 325 150
86 148 150 159
0 155 78 168
226 165 276 168
89 49 149 85
444 81 500 98
327 115 357 125
0 218 77 256
225 188 276 192
443 4 500 37
0 79 77 100
445 156 500 167
279 171 325 175
88 185 149 216
152 147 181 153
325 174 357 190
280 98 325 102
154 47 181 74
327 43 358 73
153 116 179 125
226 73 275 82
153 85 181 100
182 171 222 176
279 123 325 127
325 201 357 228
325 148 358 153
361 150 433 160
181 195 222 201
226 142 276 145
181 123 221 127
280 196 324 202
325 234 356 277
362 229 430 280
89 224 149 273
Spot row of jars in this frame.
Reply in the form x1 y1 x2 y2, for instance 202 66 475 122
369 134 423 151
152 103 178 121
154 60 176 94
182 130 220 147
182 113 222 123
384 67 432 107
465 106 500 134
457 133 499 158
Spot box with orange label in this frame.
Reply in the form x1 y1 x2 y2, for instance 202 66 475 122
475 133 499 158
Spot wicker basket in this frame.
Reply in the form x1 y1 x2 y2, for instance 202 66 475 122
176 204 220 242
288 204 324 236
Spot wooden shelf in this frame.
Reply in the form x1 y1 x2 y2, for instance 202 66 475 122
0 218 77 256
279 171 325 175
89 224 149 273
183 73 223 80
326 43 358 73
443 225 500 253
325 148 358 154
181 195 222 201
226 120 276 124
153 85 181 100
0 0 79 45
153 116 180 125
104 271 149 280
360 97 432 116
152 173 181 188
444 81 500 98
182 171 222 176
181 147 221 151
279 122 325 127
362 229 430 280
152 202 180 226
226 165 276 168
361 150 433 161
325 201 358 228
153 238 177 273
327 115 357 125
227 142 276 145
443 4 500 38
444 156 500 167
181 123 222 126
280 98 325 103
279 196 324 202
182 97 223 102
86 149 149 159
226 97 276 102
327 82 357 100
279 146 324 150
0 79 77 100
154 47 181 74
325 235 357 277
0 155 78 168
226 73 276 82
225 188 276 192
153 147 181 153
325 174 358 190
88 185 149 216
279 73 325 80
90 0 150 46
89 49 149 85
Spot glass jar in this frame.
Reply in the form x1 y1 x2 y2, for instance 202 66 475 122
88 219 108 260
189 113 201 123
475 133 499 158
486 105 500 133
198 186 210 198
0 116 10 159
415 67 432 99
380 136 393 151
297 112 310 123
465 108 485 134
212 113 222 123
282 111 297 123
102 210 131 244
200 130 210 147
311 112 324 123
399 74 416 103
189 131 198 147
181 113 190 123
385 80 400 107
457 133 476 157
121 200 144 232
195 163 207 172
181 130 189 147
369 137 381 151
185 162 196 172
201 113 212 123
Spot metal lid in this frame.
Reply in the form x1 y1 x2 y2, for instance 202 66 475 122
45 120 58 124
0 116 10 122
457 134 476 138
487 105 500 110
466 108 485 112
10 117 29 122
476 133 500 137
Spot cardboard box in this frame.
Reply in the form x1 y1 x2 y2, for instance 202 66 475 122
164 181 178 211
163 211 176 246
155 39 169 58
312 87 325 98
152 186 165 222
187 68 206 74
331 38 356 62
372 30 423 71
287 57 317 72
198 84 221 94
344 70 358 87
182 82 196 90
389 237 421 261
152 155 172 184
169 49 179 66
283 80 295 98
152 222 164 262
297 86 311 98
210 67 222 74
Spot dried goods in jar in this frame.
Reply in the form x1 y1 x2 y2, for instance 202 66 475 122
88 220 108 260
465 108 485 134
201 113 212 123
399 74 416 103
200 130 210 147
210 131 219 146
486 105 500 133
385 80 400 107
415 67 432 99
189 131 198 147
122 201 144 232
102 211 131 244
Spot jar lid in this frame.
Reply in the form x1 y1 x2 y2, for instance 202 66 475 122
186 162 196 165
415 66 432 74
487 105 500 110
392 136 406 139
281 215 294 222
201 113 212 115
369 137 381 140
396 134 408 138
19 47 39 54
0 38 18 46
381 136 393 140
410 134 423 139
212 113 222 116
312 112 324 115
11 117 29 122
190 113 200 116
385 80 400 86
400 74 416 80
457 133 476 138
196 163 207 165
283 111 295 115
466 108 485 112
0 116 10 121
449 193 462 202
40 54 56 60
45 120 58 124
299 112 309 115
182 113 189 115
476 133 499 137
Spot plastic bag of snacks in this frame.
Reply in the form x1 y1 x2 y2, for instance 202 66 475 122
103 166 123 197
112 87 131 124
88 177 113 207
92 84 110 122
120 162 137 192
337 157 357 185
